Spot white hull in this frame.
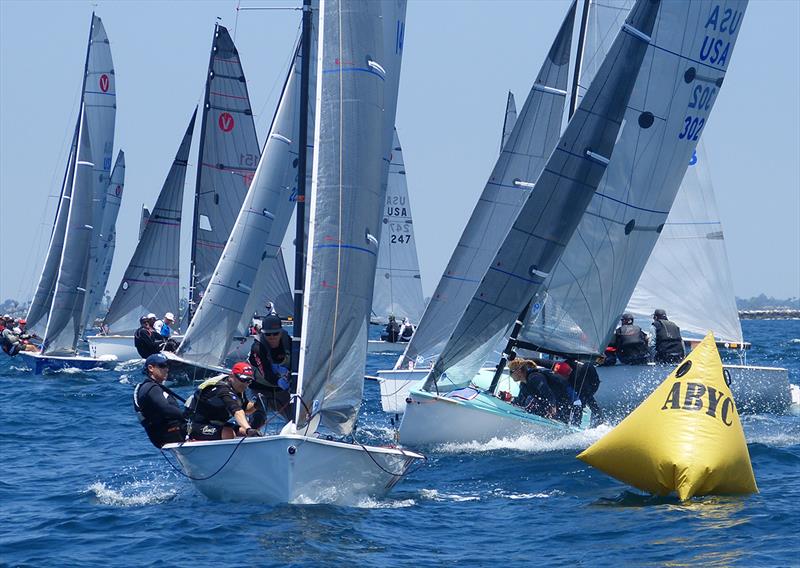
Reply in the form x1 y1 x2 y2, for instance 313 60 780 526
367 339 407 354
378 362 792 416
164 434 424 504
399 387 577 447
87 334 185 361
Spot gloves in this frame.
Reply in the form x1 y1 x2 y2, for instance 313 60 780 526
277 377 290 391
245 428 262 437
498 391 512 402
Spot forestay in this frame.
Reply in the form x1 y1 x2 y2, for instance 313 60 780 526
296 0 391 434
80 14 118 334
520 0 749 356
626 142 743 343
429 0 660 387
180 39 317 368
190 25 260 314
42 110 95 354
104 112 195 334
371 129 425 325
399 2 576 368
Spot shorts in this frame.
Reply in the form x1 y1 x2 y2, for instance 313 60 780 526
147 422 187 448
188 422 227 441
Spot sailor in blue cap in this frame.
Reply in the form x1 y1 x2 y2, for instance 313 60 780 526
133 353 187 448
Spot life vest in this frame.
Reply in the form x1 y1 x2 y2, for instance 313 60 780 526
250 332 291 389
653 319 684 362
615 324 648 362
0 330 20 357
189 375 241 425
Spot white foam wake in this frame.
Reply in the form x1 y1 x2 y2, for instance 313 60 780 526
87 479 176 507
436 424 613 454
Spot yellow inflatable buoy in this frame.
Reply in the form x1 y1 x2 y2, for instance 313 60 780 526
577 332 757 500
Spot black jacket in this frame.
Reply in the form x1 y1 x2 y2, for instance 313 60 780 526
192 377 249 425
133 378 186 445
614 324 648 364
134 326 164 359
248 330 292 391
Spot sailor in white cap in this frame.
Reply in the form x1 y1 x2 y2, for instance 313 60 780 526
154 312 176 339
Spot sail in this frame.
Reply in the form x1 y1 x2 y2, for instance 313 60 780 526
87 151 125 327
625 142 743 343
26 137 77 334
399 2 576 368
42 110 95 354
80 14 118 334
189 25 260 317
429 0 659 386
371 129 425 325
104 112 196 334
180 41 314 367
296 0 390 434
520 0 749 356
501 91 517 151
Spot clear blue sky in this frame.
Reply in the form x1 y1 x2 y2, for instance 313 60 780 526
1 0 798 306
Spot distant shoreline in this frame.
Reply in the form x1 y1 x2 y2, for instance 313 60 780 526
739 309 800 320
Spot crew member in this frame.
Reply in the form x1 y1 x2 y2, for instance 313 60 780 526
13 319 40 353
382 315 401 343
134 314 164 358
1 319 21 357
649 309 685 364
248 315 292 422
399 317 414 341
555 359 603 426
133 353 187 448
187 362 260 440
499 359 559 419
613 313 649 365
154 312 178 352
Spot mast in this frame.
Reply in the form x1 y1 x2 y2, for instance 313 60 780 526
188 23 218 324
569 0 591 118
291 0 313 394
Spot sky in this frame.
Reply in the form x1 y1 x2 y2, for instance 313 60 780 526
1 0 798 307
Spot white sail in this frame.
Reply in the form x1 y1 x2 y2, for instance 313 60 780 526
520 0 749 356
180 40 315 367
189 25 261 316
42 109 94 354
398 2 576 368
625 142 743 343
296 0 393 434
371 129 424 325
429 0 659 386
104 112 195 334
80 14 118 334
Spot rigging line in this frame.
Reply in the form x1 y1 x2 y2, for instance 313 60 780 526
351 429 426 478
159 435 248 481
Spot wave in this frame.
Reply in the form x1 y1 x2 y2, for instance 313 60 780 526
87 479 177 507
435 424 613 454
420 488 480 502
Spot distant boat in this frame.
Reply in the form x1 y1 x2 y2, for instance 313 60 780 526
165 0 423 505
21 14 122 374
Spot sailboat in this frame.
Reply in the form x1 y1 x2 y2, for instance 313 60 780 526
165 0 423 504
368 128 426 354
395 0 751 447
88 24 289 362
20 14 122 375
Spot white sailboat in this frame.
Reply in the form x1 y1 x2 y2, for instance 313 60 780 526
21 14 122 374
397 0 752 447
166 0 423 504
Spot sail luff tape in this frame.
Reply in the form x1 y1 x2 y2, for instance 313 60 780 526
585 150 610 166
622 23 651 44
532 84 568 97
270 133 292 144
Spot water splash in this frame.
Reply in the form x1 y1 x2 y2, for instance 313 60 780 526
420 488 480 502
435 424 613 454
87 479 177 507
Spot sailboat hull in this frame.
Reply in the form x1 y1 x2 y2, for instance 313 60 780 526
18 351 117 375
379 363 792 416
88 334 183 361
164 434 423 504
399 388 579 447
367 339 408 354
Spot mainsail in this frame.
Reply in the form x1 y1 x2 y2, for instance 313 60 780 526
371 128 424 325
104 112 196 334
429 0 659 386
180 39 317 367
625 142 743 343
92 151 125 324
189 25 260 318
500 91 517 151
520 0 749 356
79 14 118 334
295 0 395 434
399 2 576 368
42 110 95 354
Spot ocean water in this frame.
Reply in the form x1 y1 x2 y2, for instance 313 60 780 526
1 319 798 567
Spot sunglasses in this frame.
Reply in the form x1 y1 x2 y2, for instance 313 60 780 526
263 331 281 337
235 375 254 383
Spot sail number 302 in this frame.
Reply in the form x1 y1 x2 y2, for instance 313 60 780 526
679 85 716 141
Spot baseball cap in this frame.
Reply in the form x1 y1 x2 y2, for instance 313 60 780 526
146 313 157 321
553 361 573 377
231 361 254 381
261 315 283 336
143 353 169 374
164 312 175 321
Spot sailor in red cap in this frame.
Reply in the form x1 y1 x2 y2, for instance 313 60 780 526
187 362 262 440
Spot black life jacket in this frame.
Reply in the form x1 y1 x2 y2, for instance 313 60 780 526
190 376 246 425
615 324 648 362
652 319 684 361
250 331 291 389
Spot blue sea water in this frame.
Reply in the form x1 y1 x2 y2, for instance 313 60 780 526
1 319 798 567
